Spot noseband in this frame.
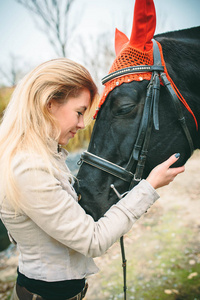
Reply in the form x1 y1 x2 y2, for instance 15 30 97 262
80 40 194 189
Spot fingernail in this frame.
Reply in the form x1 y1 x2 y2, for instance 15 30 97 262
175 153 180 158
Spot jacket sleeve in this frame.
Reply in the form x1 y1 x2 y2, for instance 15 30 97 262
14 159 159 258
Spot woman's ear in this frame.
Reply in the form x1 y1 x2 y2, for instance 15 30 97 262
47 99 58 113
47 100 52 110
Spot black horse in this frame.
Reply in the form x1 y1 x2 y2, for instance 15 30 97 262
0 219 11 251
76 26 200 221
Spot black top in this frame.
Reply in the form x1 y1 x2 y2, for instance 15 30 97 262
17 269 85 300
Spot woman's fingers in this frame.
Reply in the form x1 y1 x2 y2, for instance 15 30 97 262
164 153 185 176
162 153 180 167
170 165 185 176
146 153 185 189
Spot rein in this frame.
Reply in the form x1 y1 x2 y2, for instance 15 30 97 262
79 40 194 299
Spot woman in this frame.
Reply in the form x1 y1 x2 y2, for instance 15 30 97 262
0 58 184 300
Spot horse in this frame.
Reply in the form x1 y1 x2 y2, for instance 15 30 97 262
75 26 200 221
0 219 11 251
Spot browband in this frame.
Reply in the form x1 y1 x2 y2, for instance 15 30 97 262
102 65 164 85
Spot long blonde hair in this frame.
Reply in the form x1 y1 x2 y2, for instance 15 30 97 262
0 58 98 209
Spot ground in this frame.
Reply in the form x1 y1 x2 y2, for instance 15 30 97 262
0 151 200 300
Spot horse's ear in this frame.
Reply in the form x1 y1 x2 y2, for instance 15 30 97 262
129 0 156 51
115 28 129 56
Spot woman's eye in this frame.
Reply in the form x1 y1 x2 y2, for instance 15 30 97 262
77 111 83 116
116 104 135 115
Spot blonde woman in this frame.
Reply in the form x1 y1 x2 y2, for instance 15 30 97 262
0 58 184 300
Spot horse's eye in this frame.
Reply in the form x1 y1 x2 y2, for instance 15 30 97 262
115 104 135 115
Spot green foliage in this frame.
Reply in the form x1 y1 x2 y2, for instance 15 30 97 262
0 87 13 119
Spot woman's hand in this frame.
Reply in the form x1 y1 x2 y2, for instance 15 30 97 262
146 153 185 189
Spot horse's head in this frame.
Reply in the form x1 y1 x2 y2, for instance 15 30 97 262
76 77 195 220
75 0 199 220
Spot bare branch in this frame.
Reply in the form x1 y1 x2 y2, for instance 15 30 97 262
15 0 77 57
0 54 27 86
76 32 115 90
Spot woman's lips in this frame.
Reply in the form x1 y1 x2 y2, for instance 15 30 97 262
70 131 76 137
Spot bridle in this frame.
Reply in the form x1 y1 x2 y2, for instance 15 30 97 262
79 40 194 299
80 40 194 189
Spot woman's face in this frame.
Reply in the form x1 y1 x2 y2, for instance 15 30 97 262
49 89 91 145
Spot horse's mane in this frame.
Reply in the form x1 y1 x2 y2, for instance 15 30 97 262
154 26 200 109
154 26 200 42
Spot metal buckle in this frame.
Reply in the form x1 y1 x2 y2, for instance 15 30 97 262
134 174 141 182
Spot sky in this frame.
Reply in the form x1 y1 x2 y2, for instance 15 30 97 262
0 0 200 85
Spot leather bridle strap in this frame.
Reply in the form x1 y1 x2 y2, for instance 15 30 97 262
126 40 163 186
160 72 194 155
80 151 134 182
131 81 154 162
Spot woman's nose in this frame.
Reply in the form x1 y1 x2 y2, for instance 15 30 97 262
77 116 85 129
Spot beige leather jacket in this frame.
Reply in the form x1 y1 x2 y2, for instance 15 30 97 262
0 141 159 282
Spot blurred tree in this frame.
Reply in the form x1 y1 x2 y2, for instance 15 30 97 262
76 12 132 91
78 32 115 91
15 0 77 57
0 54 25 87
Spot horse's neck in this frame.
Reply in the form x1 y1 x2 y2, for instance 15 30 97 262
156 29 200 149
